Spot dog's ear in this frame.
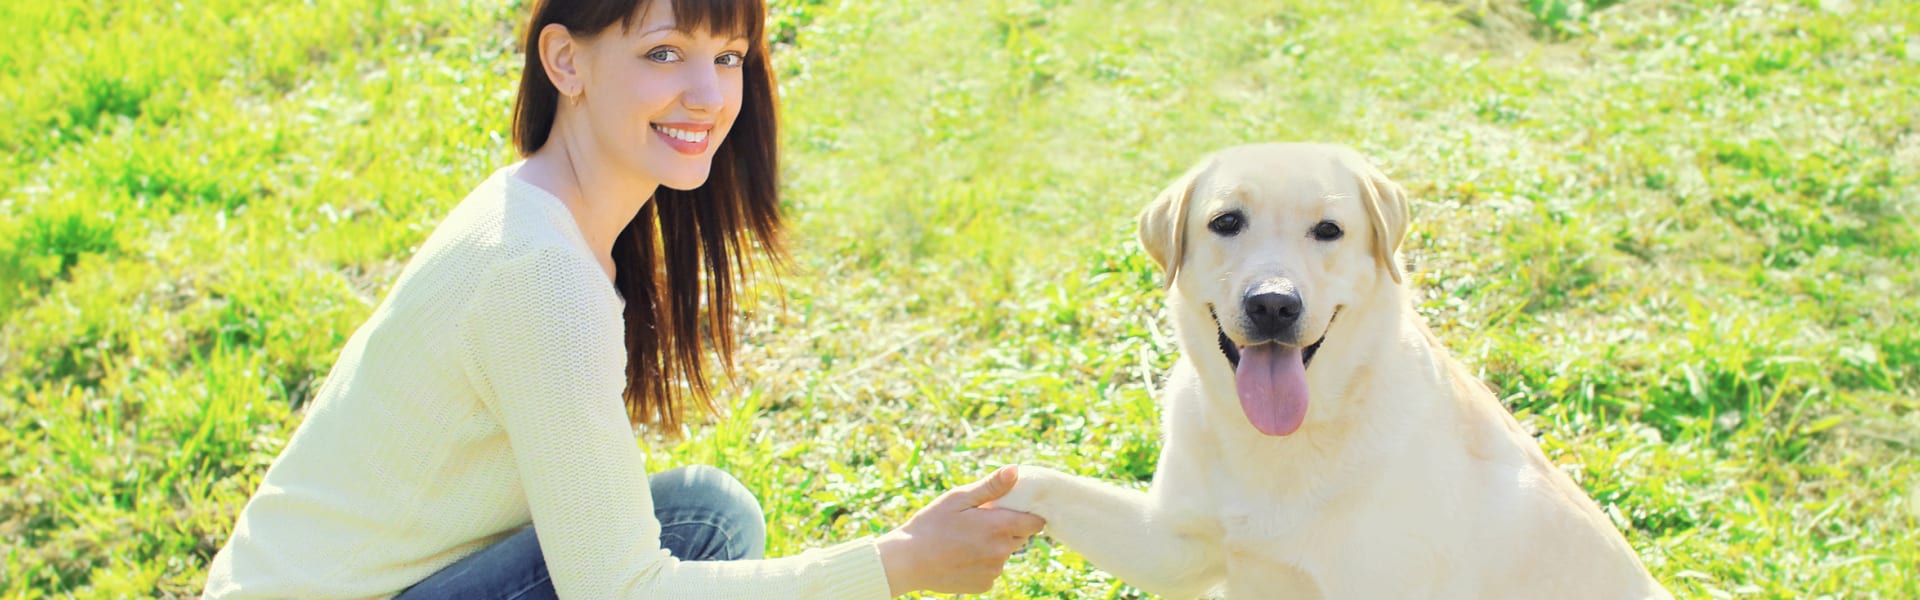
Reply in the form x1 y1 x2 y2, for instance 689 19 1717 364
1356 161 1410 285
1138 161 1207 289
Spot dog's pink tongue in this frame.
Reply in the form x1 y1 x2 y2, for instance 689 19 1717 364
1234 344 1309 436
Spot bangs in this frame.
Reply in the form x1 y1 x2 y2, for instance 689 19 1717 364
623 0 763 41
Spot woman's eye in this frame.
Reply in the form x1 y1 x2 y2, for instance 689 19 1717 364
1208 211 1245 236
646 47 683 62
715 52 745 68
1311 220 1343 241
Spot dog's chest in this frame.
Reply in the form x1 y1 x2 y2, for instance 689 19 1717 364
1216 496 1306 548
1210 495 1327 599
1212 485 1370 599
1216 496 1445 598
1207 466 1324 555
1202 450 1450 586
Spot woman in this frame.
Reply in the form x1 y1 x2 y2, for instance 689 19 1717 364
200 0 1042 597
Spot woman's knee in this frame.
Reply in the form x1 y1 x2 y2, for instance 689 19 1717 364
650 465 766 560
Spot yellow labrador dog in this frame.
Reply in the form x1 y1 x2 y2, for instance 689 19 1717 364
994 144 1669 599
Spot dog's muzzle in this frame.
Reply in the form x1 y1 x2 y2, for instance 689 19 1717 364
1211 305 1334 370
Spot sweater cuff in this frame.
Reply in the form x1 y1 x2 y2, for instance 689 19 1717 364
811 535 892 600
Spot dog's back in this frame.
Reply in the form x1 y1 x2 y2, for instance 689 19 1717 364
1427 329 1669 599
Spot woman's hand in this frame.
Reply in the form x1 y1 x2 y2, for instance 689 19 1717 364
876 466 1046 596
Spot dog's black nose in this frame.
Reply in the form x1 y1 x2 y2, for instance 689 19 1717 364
1244 285 1303 338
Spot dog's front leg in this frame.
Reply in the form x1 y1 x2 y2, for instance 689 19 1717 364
995 466 1225 599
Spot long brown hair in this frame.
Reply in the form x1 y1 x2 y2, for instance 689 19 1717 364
510 0 783 434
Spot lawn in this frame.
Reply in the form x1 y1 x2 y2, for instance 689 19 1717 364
1 0 1915 597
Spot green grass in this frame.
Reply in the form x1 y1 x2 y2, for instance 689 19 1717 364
3 0 1916 597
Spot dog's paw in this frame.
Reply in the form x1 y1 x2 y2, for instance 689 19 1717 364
989 465 1056 514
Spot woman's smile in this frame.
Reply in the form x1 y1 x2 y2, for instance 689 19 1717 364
651 122 712 155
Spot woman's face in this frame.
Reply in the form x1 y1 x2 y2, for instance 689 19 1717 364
571 1 749 191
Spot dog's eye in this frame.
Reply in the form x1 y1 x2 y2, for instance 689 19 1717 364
1311 220 1343 241
1208 211 1245 236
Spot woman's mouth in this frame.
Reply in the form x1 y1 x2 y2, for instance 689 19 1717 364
652 123 711 155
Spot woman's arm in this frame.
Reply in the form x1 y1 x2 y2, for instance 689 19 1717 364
462 245 891 599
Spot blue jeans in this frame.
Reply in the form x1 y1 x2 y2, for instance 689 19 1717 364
395 465 766 600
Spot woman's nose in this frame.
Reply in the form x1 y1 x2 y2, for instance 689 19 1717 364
682 67 724 113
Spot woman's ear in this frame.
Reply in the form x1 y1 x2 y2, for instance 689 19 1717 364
539 23 586 99
1138 161 1208 289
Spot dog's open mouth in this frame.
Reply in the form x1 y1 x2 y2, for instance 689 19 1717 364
1208 306 1338 437
1209 307 1335 371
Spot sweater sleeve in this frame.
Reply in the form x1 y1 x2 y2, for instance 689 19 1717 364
459 245 892 600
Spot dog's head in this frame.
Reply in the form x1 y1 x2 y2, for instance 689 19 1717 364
1139 143 1409 436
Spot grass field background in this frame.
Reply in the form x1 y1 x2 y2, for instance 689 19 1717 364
2 0 1916 597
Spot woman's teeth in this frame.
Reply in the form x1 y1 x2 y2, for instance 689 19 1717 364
653 125 707 143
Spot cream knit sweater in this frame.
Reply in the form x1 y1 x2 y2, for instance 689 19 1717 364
202 165 891 599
